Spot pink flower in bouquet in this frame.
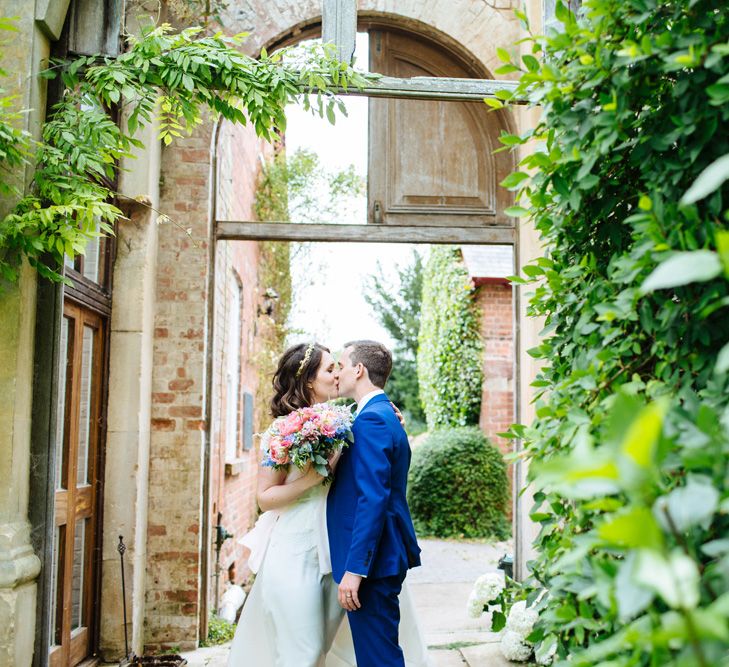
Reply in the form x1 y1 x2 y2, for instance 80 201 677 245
318 413 338 437
269 438 290 465
300 420 319 440
299 406 317 420
279 412 303 437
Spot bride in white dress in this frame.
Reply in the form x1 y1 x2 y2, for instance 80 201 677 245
227 342 431 667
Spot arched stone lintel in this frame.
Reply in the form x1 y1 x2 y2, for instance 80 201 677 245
231 1 522 88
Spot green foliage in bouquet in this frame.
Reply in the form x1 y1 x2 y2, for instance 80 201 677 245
494 0 729 664
417 247 483 429
0 21 367 283
407 427 509 539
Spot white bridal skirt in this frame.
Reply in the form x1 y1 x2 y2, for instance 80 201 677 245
226 486 432 667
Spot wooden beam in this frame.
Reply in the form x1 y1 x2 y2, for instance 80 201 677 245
322 0 357 64
331 75 523 103
215 221 516 245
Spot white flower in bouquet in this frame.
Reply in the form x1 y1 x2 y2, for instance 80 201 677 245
500 630 533 662
505 600 538 637
473 572 505 603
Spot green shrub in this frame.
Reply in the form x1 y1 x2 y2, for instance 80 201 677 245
407 427 509 539
417 248 483 430
494 0 729 664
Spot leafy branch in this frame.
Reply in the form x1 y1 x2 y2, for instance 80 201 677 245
0 21 369 283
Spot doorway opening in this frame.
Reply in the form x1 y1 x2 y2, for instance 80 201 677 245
205 17 522 651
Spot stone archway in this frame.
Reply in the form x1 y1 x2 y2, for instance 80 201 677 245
133 1 538 653
204 0 527 633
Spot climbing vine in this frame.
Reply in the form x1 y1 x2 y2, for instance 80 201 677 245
0 21 367 283
491 0 729 664
417 246 483 429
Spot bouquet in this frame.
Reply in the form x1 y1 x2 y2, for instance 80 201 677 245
261 402 354 480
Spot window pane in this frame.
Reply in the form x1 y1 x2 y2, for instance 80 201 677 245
82 236 101 283
77 325 95 486
56 317 74 490
225 278 242 460
71 519 86 630
50 525 64 647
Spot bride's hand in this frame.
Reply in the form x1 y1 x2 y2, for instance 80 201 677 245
300 462 326 487
391 402 406 428
327 448 343 473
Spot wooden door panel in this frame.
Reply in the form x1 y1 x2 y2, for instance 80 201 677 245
51 302 103 666
368 29 513 227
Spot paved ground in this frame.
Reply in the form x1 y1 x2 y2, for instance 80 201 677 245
178 537 515 667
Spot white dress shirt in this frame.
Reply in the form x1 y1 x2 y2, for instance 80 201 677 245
355 388 385 416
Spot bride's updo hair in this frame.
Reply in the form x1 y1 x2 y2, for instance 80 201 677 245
271 342 330 417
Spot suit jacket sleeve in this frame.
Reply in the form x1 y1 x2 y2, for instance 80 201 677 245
344 410 392 577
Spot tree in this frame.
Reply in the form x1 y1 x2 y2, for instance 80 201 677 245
493 0 729 664
254 147 365 424
364 251 425 424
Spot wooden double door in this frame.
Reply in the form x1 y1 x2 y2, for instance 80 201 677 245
49 300 105 666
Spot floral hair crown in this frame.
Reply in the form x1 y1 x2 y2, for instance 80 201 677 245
295 342 315 378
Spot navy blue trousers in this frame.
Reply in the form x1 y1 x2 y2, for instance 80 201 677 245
346 573 406 667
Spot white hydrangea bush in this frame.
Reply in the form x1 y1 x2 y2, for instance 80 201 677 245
505 600 538 637
465 572 505 625
466 573 556 664
500 630 533 662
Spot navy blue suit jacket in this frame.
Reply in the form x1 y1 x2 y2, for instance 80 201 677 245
327 393 421 583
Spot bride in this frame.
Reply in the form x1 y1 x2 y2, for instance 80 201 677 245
227 342 431 667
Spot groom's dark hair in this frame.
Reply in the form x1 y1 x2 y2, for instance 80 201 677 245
344 340 392 388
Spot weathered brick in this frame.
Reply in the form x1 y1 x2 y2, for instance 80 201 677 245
168 378 194 391
151 418 176 431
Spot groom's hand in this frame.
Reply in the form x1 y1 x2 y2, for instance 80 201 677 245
338 572 363 611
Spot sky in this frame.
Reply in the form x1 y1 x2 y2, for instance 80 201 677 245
283 34 426 352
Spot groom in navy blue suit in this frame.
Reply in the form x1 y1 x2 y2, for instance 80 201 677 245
327 340 421 667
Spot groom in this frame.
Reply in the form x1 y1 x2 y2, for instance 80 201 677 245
327 340 422 667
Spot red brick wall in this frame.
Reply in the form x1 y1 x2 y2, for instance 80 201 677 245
210 120 270 607
145 118 269 649
146 121 215 651
475 282 514 474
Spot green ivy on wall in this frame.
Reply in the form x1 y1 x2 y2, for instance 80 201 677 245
417 247 483 429
492 0 729 664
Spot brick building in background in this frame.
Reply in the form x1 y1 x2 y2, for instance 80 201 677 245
461 245 515 456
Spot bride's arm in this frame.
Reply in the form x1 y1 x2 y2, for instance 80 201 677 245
256 461 324 512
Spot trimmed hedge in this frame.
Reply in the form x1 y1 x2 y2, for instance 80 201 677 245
407 427 509 539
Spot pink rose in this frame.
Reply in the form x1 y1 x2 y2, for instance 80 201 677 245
269 438 290 465
278 413 303 437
